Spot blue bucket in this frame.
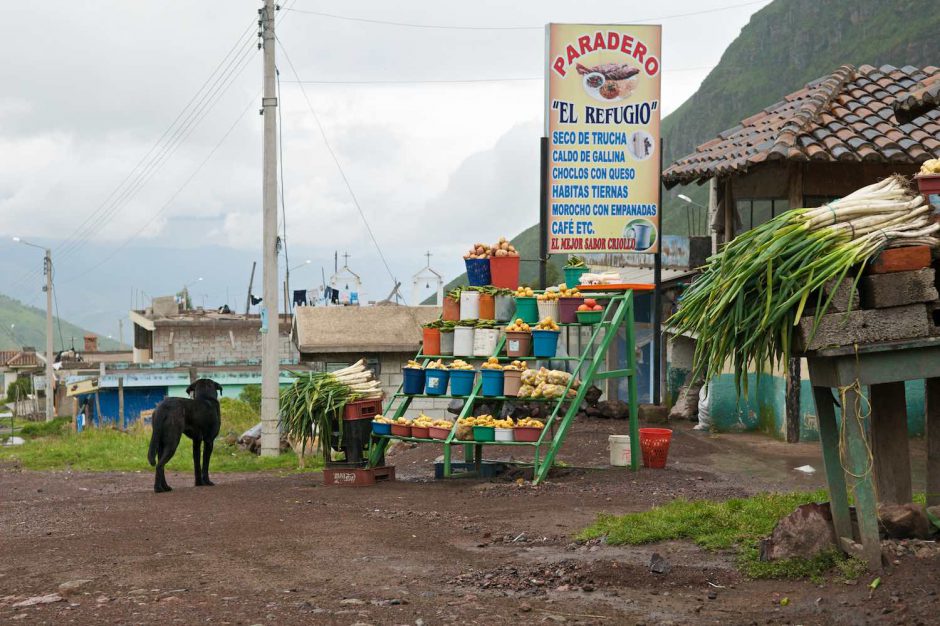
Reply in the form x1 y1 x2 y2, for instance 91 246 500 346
372 421 392 436
465 258 492 286
424 369 450 396
449 369 476 396
402 367 426 394
480 369 505 397
532 329 560 358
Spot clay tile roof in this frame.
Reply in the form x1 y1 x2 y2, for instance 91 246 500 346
5 351 40 368
663 64 940 187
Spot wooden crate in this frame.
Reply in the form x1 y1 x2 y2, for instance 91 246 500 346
323 465 395 487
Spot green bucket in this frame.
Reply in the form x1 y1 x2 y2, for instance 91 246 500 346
514 296 539 323
472 426 495 442
563 266 590 288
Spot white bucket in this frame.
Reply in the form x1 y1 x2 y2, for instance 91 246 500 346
453 326 475 357
537 300 559 322
460 291 480 320
473 328 500 357
609 435 631 467
494 427 514 442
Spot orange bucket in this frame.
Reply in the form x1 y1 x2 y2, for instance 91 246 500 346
442 296 460 321
422 327 441 356
490 255 520 289
478 294 495 320
639 428 673 469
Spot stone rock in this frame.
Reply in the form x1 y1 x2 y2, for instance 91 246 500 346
878 503 932 540
649 552 671 575
12 593 65 608
583 385 603 407
597 400 630 420
340 598 366 606
760 502 837 561
639 404 669 424
861 268 937 309
58 579 93 595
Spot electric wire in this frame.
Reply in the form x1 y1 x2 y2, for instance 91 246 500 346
276 66 290 289
50 260 64 351
285 0 768 29
276 36 398 286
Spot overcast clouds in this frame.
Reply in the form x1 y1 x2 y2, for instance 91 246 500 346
0 0 771 340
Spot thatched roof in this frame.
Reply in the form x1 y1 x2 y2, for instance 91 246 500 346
293 306 441 354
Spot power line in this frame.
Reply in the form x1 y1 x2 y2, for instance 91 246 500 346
280 66 715 85
276 36 398 286
285 1 768 30
276 66 290 288
50 260 64 351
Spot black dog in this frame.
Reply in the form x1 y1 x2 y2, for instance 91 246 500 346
147 378 222 493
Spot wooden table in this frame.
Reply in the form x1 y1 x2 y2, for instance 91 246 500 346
805 336 940 571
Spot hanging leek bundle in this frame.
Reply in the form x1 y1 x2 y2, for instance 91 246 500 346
668 176 939 391
279 360 382 461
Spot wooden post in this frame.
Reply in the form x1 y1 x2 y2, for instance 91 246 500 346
94 391 102 427
926 377 940 507
812 386 853 542
785 164 805 443
870 382 912 504
118 376 125 430
722 179 734 244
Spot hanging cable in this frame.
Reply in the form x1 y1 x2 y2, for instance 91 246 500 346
276 66 290 286
50 260 64 351
276 36 398 285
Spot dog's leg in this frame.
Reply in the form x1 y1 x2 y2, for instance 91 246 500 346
154 437 180 493
192 438 204 486
200 438 215 486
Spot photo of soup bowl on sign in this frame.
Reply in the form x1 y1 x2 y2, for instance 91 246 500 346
623 219 657 252
577 62 640 103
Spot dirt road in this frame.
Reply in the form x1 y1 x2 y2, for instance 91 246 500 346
1 422 937 625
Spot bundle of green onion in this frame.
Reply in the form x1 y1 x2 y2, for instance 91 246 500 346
668 176 939 391
279 360 382 460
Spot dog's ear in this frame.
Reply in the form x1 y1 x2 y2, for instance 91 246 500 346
214 382 223 395
186 383 195 396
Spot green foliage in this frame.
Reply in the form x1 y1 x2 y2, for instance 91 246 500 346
219 397 260 437
835 556 869 582
0 426 312 473
18 417 70 439
239 384 262 413
0 293 119 351
5 377 32 402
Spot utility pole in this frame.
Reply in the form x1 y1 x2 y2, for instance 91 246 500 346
44 249 54 421
260 0 280 456
118 319 124 350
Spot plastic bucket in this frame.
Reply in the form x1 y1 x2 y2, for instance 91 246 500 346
422 327 441 356
453 327 475 357
494 427 514 442
465 258 491 286
532 329 560 358
576 310 603 325
449 369 476 396
639 428 673 469
513 426 542 442
439 330 455 356
390 423 412 438
514 297 539 323
402 367 426 395
490 255 520 289
494 294 515 322
472 426 495 442
473 328 500 357
478 294 495 320
480 369 505 397
428 425 451 440
504 331 531 358
608 435 631 467
537 300 559 322
558 297 584 323
503 369 522 396
411 425 430 439
563 266 590 288
424 370 450 396
372 421 392 436
442 297 461 321
459 290 480 320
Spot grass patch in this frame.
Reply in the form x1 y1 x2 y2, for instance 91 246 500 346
18 417 72 439
578 490 862 579
0 400 315 473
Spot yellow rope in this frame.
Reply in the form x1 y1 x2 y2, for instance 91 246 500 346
837 378 875 480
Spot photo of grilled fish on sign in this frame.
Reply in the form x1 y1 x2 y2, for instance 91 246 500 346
576 62 640 103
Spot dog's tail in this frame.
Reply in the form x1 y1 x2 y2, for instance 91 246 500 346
147 424 159 466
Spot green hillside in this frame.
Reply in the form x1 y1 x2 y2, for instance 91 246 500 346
0 293 120 352
434 0 939 290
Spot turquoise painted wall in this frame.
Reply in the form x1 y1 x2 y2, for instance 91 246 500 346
707 372 927 440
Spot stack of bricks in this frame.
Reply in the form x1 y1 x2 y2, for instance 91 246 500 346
795 245 940 352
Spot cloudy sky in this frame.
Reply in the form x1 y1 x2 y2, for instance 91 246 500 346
0 0 771 343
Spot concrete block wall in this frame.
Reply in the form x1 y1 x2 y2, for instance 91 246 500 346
151 325 298 364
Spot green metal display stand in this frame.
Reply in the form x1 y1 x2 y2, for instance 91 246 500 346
368 290 640 484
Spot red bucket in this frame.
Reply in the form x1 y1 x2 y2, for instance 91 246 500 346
422 327 441 356
639 428 672 469
490 255 520 289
